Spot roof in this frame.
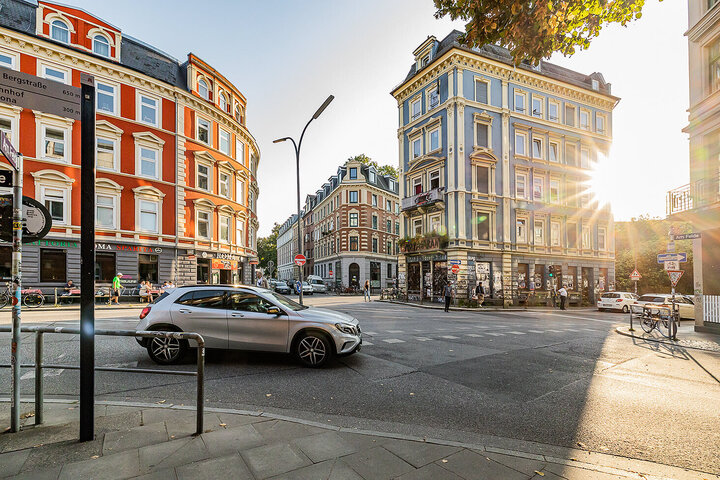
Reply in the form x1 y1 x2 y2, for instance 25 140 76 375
393 30 616 98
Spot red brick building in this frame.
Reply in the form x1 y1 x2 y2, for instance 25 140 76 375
0 0 259 290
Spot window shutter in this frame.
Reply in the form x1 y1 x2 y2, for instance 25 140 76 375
476 82 488 104
476 124 488 147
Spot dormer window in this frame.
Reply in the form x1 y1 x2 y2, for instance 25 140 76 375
50 20 70 44
198 78 209 100
218 92 228 112
92 35 110 57
421 54 430 67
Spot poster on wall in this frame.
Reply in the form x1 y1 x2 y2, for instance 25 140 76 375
493 271 503 298
398 272 406 286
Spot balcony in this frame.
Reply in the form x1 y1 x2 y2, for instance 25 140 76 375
401 187 445 213
667 174 720 216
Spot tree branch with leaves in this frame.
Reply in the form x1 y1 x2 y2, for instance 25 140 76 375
434 0 651 65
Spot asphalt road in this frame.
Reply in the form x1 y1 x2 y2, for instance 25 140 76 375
1 298 719 474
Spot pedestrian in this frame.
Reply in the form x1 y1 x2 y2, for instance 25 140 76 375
256 270 269 289
551 287 557 308
558 285 568 310
443 281 454 312
474 282 485 307
111 273 122 305
363 280 371 302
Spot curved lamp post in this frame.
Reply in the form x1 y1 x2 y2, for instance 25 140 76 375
274 95 334 305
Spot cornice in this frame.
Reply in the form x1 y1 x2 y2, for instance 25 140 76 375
393 50 618 111
687 4 720 43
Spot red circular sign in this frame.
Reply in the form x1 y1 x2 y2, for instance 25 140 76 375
451 264 460 274
294 254 306 266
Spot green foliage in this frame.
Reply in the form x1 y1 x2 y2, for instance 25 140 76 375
347 154 398 179
615 216 694 295
257 223 281 277
434 0 654 65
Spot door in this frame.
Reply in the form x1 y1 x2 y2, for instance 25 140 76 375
227 291 289 352
169 289 229 349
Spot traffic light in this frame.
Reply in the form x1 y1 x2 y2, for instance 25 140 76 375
548 266 554 278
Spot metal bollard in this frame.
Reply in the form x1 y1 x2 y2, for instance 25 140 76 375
54 288 58 307
35 332 43 425
629 310 634 332
195 343 205 435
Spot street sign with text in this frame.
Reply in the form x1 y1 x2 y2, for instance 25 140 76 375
0 169 12 187
664 260 680 271
294 254 306 266
0 66 81 120
672 233 701 240
657 253 687 264
451 264 460 274
0 133 19 170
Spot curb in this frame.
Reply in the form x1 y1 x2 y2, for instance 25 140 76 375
376 299 527 312
614 326 720 353
1 397 712 480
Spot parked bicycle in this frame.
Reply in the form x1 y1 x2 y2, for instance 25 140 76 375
0 282 45 308
630 304 673 337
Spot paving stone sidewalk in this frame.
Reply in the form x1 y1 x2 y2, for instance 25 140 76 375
616 325 720 353
1 400 716 480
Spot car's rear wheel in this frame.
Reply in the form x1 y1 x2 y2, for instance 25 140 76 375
598 308 604 312
295 332 331 367
147 335 187 365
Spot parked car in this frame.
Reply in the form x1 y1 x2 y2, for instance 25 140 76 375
296 281 313 295
136 285 361 367
597 292 638 313
307 275 327 294
272 280 291 294
634 293 696 320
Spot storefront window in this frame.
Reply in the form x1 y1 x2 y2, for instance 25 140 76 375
95 252 116 282
0 246 11 280
40 249 66 282
518 263 529 290
370 262 380 290
197 258 210 284
567 266 577 290
139 254 158 284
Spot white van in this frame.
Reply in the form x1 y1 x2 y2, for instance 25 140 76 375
307 275 327 293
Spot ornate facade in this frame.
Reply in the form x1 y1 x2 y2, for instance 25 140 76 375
0 0 260 289
392 32 618 306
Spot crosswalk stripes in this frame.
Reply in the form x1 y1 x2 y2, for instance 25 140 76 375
527 330 544 334
382 338 405 344
386 330 404 333
439 335 460 339
485 332 504 336
465 333 483 337
415 337 433 341
364 331 378 335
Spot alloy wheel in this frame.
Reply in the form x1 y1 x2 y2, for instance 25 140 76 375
298 336 327 366
150 337 181 362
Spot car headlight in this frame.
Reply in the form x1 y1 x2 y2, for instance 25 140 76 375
335 323 358 335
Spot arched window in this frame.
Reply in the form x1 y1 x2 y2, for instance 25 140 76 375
198 78 209 100
50 20 70 43
234 104 241 122
92 35 110 57
218 92 227 112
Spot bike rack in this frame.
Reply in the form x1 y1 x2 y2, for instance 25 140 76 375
0 326 205 436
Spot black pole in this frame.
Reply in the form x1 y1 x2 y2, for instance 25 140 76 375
79 73 96 442
295 143 303 306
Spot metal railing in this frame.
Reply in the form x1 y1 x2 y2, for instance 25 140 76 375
666 173 720 215
1 326 205 435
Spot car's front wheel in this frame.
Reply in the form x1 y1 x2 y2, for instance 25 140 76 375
147 335 187 365
295 332 332 367
622 305 629 313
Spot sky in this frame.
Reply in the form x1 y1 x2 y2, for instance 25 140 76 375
66 0 690 236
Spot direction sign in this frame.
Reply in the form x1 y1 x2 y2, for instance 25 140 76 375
667 270 684 287
0 195 52 243
0 66 81 120
664 260 680 271
0 133 19 170
666 241 675 253
449 260 461 266
451 264 460 274
294 254 306 266
657 253 687 264
673 233 701 240
629 269 642 281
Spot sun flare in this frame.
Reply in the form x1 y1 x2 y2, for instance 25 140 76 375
584 153 617 214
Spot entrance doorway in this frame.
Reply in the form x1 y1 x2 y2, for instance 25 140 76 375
348 263 359 289
219 269 232 284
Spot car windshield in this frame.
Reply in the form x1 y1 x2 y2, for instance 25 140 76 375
262 290 308 311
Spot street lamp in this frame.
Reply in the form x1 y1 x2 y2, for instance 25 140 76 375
274 94 334 305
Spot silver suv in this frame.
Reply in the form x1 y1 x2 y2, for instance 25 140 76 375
136 285 361 367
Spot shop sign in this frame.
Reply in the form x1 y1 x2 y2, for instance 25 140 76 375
215 253 238 260
407 254 447 262
26 239 79 248
95 242 162 254
212 258 238 270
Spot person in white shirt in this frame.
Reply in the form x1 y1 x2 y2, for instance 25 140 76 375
558 285 568 310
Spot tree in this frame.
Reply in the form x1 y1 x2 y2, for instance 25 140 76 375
614 216 693 295
257 223 281 278
346 154 398 179
434 0 651 65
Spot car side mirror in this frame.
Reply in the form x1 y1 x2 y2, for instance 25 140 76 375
266 306 282 316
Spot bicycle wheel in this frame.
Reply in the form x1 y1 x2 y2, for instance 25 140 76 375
23 293 45 308
640 317 656 334
0 293 8 309
659 318 675 338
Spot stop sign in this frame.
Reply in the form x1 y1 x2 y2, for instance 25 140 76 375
294 254 306 266
451 264 460 274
